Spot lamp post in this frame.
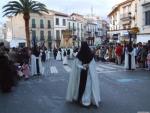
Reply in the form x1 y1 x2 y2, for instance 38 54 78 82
128 12 132 70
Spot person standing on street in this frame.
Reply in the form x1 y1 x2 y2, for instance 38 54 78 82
66 41 101 107
115 43 123 65
124 44 136 70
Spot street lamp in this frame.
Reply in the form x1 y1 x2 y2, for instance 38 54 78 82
128 12 132 70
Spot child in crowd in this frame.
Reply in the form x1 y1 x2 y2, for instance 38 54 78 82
22 61 30 79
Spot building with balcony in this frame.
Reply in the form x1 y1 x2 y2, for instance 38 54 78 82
30 12 53 49
108 0 137 43
5 10 69 49
5 10 108 48
136 0 150 43
50 10 69 48
67 13 85 47
84 15 109 45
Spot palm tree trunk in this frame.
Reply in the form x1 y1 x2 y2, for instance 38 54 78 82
24 14 30 48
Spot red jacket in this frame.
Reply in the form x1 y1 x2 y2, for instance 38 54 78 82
115 46 123 56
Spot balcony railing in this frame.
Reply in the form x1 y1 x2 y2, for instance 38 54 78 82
47 36 52 42
40 24 44 28
86 31 91 33
40 36 45 41
48 25 51 29
142 0 150 6
69 27 76 31
73 28 76 31
32 24 36 28
120 12 132 20
56 37 60 40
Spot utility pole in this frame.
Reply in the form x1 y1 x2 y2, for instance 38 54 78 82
128 12 132 70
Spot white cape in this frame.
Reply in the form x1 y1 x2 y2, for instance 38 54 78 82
63 56 68 65
124 50 136 69
46 50 50 60
56 51 61 61
31 54 43 75
66 58 101 107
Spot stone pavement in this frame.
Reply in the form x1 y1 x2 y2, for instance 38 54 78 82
0 58 150 113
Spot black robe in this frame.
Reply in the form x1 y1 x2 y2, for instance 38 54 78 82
0 55 17 92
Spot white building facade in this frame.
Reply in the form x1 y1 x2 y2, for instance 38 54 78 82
108 0 138 43
136 0 150 43
5 10 108 48
51 10 68 48
68 13 85 47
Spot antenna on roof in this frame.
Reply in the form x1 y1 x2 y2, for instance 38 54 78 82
91 5 93 17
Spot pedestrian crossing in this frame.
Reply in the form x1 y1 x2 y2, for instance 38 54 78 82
96 63 125 73
50 66 58 74
46 63 125 74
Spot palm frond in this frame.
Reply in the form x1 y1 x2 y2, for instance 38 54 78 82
3 11 18 17
8 1 23 9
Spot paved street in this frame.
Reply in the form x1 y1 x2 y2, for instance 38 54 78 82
0 59 150 113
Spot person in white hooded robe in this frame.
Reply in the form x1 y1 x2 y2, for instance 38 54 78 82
31 47 43 75
124 44 136 70
66 41 101 107
56 48 62 61
63 50 68 65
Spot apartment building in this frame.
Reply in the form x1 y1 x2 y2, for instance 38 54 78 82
67 13 108 46
5 9 108 48
5 10 69 48
84 15 107 45
108 0 137 43
30 12 53 49
68 13 85 47
136 0 150 43
50 10 69 48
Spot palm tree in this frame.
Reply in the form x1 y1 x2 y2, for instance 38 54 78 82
3 0 49 48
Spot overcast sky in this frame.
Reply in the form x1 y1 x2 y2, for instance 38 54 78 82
0 0 124 24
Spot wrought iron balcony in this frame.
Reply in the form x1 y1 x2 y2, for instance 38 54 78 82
120 12 132 21
40 24 44 28
95 31 98 35
142 0 150 5
32 24 36 28
48 25 51 29
40 36 45 41
86 31 91 34
47 36 52 42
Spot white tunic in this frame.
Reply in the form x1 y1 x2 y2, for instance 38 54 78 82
69 49 73 59
46 50 50 60
63 56 68 65
31 54 43 75
56 51 61 61
66 58 101 107
124 50 136 69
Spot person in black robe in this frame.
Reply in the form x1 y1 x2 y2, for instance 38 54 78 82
67 49 70 58
76 41 94 103
127 44 133 70
33 47 40 75
41 50 46 62
0 50 17 93
53 47 57 60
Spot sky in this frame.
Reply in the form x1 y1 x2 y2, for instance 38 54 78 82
0 0 124 24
